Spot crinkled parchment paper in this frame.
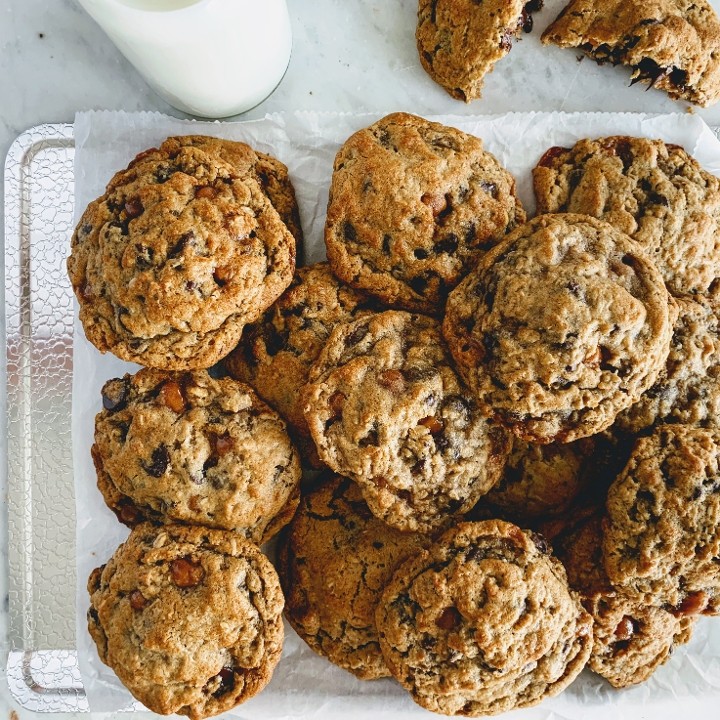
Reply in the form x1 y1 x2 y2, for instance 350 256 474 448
73 110 720 719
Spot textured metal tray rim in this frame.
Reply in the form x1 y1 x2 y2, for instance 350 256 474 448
6 121 720 713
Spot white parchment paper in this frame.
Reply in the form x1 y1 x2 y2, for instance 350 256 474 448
74 110 720 719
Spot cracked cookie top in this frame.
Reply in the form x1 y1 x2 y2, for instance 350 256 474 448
542 0 720 107
277 475 429 680
325 112 525 314
225 262 375 466
603 425 720 615
417 0 544 102
533 137 720 296
87 523 284 720
375 520 592 716
68 140 296 369
554 514 694 688
303 310 510 532
93 368 301 544
443 213 674 444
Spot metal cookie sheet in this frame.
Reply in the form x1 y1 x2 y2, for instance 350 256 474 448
5 120 720 715
4 123 87 711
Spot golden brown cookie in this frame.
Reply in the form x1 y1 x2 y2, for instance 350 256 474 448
68 140 295 369
604 425 720 615
542 0 720 107
482 437 596 521
376 521 592 716
554 514 694 688
87 523 284 719
533 137 720 296
616 295 720 433
225 263 375 467
93 369 301 543
303 311 511 532
277 475 429 680
325 112 525 315
416 0 544 102
443 214 675 444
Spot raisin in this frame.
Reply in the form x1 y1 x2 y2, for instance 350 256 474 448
168 231 194 258
379 369 405 393
124 198 144 218
419 416 444 434
614 616 636 641
421 192 448 217
129 590 147 611
343 221 357 243
328 391 346 420
170 557 205 588
435 606 461 630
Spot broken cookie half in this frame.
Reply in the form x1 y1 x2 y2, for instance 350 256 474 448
416 0 544 102
542 0 720 107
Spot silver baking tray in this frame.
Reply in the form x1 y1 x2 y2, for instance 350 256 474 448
5 122 720 713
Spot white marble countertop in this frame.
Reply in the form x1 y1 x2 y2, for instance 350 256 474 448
3 0 720 717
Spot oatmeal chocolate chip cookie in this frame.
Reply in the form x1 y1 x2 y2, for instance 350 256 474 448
87 523 284 720
303 311 510 532
533 137 720 296
616 295 720 433
93 369 301 543
604 425 720 615
416 0 544 102
67 141 295 370
442 213 675 444
159 135 304 249
277 475 430 680
376 521 592 716
325 112 525 315
554 514 693 688
225 263 375 467
482 437 596 521
542 0 720 107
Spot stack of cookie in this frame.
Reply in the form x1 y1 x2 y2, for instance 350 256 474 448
68 136 305 717
70 114 720 717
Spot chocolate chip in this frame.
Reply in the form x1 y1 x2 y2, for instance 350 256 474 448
212 667 236 698
346 324 369 347
144 445 170 478
382 234 392 254
530 532 550 554
434 234 459 254
134 244 154 270
409 274 428 295
168 231 194 258
265 325 289 356
343 221 357 243
359 427 379 447
414 248 429 260
155 166 173 183
102 378 130 412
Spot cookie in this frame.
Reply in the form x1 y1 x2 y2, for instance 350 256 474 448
68 140 296 369
87 523 284 719
375 520 592 716
92 369 301 543
555 514 693 688
542 0 720 107
442 213 675 444
533 137 720 296
277 475 429 680
482 437 595 521
604 425 720 615
303 310 510 532
416 0 544 102
616 295 720 433
325 112 525 315
159 135 304 250
225 263 375 467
